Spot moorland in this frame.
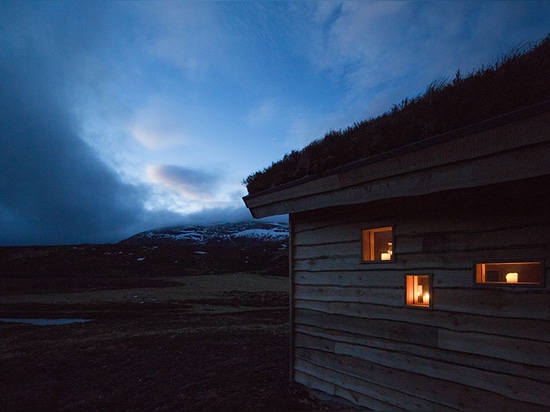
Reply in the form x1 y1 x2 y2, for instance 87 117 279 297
0 234 353 411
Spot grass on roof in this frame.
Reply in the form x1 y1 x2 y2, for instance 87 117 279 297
244 35 550 195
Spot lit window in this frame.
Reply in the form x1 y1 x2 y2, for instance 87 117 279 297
475 262 543 285
362 227 393 262
406 275 431 307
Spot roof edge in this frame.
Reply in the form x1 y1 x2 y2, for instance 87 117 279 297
243 99 550 202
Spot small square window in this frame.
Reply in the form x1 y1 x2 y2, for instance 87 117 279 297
475 262 543 285
406 275 432 308
362 227 393 262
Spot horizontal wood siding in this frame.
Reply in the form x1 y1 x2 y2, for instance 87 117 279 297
245 105 550 218
291 189 550 410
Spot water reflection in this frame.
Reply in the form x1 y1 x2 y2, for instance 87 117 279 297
0 318 91 325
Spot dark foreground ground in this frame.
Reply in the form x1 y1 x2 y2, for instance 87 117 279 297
1 304 295 411
0 275 354 411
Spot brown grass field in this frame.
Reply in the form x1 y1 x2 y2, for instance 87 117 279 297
0 271 358 411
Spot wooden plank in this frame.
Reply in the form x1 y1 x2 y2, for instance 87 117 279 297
293 214 395 235
396 224 550 254
391 235 423 254
435 289 550 319
290 187 550 259
293 254 458 271
295 268 479 289
317 143 550 213
292 213 372 233
289 214 296 384
295 368 406 411
290 178 550 235
294 308 439 347
295 347 548 410
294 286 550 321
336 109 550 190
334 341 550 406
294 247 549 272
397 213 550 240
420 223 550 253
294 270 405 288
293 301 550 343
248 140 550 217
294 284 404 307
293 242 359 260
295 357 449 411
295 324 550 383
293 223 550 260
293 256 363 272
295 331 335 352
292 208 550 248
289 188 550 262
438 329 550 367
294 369 336 396
245 107 550 217
293 221 362 245
333 385 403 412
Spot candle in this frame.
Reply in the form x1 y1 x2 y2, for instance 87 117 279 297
417 285 423 303
381 252 391 260
423 293 430 305
506 272 518 283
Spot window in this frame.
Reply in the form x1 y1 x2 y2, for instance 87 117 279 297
362 226 393 262
406 274 432 308
475 261 543 285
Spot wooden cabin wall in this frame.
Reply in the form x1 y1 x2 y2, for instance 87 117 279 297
290 180 550 410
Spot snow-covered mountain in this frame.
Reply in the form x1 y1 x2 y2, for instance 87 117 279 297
0 222 289 278
120 221 288 247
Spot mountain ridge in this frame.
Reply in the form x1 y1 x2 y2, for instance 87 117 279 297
119 221 288 248
0 221 290 280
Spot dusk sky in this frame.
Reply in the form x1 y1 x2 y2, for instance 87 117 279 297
1 1 549 245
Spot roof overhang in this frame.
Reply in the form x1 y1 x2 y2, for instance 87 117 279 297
243 101 550 219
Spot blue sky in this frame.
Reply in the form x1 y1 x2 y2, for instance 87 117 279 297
1 1 549 245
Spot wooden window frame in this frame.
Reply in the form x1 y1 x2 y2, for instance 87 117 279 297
405 274 433 309
361 226 394 262
474 260 544 286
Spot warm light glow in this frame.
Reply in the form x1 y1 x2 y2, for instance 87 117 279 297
423 293 430 305
475 262 542 285
362 227 393 261
406 275 431 308
506 272 518 283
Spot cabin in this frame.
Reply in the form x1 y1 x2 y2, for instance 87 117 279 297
243 100 550 410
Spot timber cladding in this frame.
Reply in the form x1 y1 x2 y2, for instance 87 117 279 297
242 104 550 409
244 103 550 219
289 181 550 410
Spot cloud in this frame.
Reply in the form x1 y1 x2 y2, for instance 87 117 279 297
306 1 550 118
0 2 181 245
3 1 548 245
132 98 191 149
135 1 231 79
178 204 254 226
174 204 288 226
246 99 277 127
0 3 259 245
146 165 220 202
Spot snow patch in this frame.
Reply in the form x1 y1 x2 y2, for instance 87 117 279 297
233 228 288 240
123 222 288 245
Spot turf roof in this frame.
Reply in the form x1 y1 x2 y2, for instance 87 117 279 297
244 35 550 195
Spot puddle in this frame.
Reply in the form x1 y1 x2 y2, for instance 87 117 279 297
0 318 92 326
